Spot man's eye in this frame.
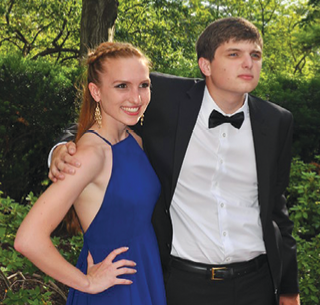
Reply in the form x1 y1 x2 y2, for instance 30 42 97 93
251 53 261 59
228 53 238 57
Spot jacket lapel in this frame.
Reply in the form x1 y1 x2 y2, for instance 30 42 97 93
170 80 205 199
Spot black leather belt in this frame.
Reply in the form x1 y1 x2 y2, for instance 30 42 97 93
171 255 267 280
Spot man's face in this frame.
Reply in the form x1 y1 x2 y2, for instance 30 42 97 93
200 39 262 103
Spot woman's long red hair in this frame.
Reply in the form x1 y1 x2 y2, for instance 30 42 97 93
65 42 150 235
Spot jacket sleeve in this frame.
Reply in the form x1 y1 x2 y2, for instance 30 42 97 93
56 123 78 142
47 124 78 168
273 112 299 294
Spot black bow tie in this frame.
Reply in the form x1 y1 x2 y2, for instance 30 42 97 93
209 110 244 129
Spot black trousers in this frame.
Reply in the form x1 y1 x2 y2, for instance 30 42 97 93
164 257 276 305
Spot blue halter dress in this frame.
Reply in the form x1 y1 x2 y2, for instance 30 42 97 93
66 130 166 305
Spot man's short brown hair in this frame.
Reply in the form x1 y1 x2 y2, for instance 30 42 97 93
196 17 263 62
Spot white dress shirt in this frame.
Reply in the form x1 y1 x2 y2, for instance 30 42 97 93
170 87 266 264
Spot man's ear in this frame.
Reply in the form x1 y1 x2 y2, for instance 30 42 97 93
198 57 211 77
88 82 101 102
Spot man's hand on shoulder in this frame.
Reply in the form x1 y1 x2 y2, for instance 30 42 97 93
279 294 300 305
49 141 81 182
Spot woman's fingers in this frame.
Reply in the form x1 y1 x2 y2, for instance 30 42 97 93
85 247 137 293
113 259 137 270
104 246 130 262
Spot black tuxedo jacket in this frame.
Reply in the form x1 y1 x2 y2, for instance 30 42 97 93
138 72 299 298
59 72 299 298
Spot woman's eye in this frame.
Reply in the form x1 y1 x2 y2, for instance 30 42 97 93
140 82 150 88
116 83 127 89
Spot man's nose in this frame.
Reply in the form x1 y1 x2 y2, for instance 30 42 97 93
242 54 253 69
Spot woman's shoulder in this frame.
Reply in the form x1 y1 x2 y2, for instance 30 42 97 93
76 132 111 171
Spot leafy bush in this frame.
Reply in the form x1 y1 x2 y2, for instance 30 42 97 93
254 75 320 162
0 53 81 202
288 157 320 305
288 157 320 238
295 234 320 305
0 190 83 304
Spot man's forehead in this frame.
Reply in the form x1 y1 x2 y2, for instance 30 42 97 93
219 39 262 51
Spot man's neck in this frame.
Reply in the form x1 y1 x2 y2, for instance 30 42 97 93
206 85 247 114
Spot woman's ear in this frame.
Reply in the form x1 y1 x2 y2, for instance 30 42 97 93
88 82 101 102
198 57 211 77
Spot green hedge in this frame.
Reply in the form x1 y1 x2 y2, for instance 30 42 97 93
0 54 81 202
288 157 320 304
0 191 83 304
254 75 320 162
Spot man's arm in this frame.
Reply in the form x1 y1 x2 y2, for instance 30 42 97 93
273 111 299 304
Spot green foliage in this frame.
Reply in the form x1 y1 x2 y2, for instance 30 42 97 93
288 157 320 305
0 190 83 304
289 157 320 239
0 0 81 64
3 287 52 305
254 75 320 162
0 54 80 201
0 191 38 275
295 234 320 305
116 0 201 77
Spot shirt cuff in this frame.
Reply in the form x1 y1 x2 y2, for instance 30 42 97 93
48 142 67 168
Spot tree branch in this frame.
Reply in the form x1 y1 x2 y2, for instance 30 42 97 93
60 54 80 64
52 19 68 48
31 27 45 45
5 0 16 25
32 47 80 60
294 54 308 74
0 269 10 290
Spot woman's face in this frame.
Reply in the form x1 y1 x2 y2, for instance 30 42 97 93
90 56 150 128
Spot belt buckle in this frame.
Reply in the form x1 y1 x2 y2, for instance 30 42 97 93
211 267 227 280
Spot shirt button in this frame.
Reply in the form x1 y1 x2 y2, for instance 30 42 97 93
220 202 225 208
225 257 231 262
222 231 227 237
220 159 223 164
222 133 226 138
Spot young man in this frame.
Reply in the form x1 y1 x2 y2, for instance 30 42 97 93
50 17 300 305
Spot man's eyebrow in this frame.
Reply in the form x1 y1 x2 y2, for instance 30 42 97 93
224 48 262 55
225 48 241 52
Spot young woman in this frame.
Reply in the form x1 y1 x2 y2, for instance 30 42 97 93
15 42 167 305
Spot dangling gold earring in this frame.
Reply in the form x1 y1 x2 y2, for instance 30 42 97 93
140 114 144 126
95 103 102 128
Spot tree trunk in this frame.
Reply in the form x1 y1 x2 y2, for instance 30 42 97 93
80 0 119 57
